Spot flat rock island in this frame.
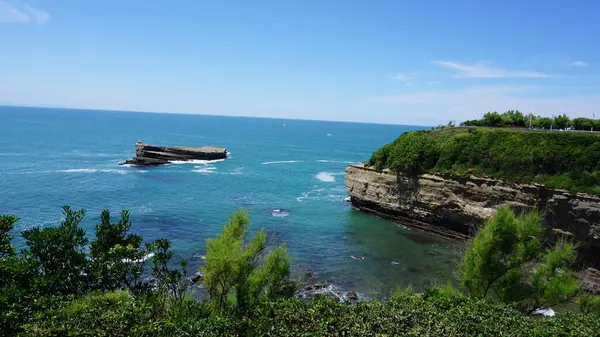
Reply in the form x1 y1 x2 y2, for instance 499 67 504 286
119 141 227 166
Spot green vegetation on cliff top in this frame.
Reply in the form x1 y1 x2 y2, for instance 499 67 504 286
368 127 600 195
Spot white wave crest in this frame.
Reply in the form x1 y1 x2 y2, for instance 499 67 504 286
296 188 325 202
192 168 216 174
261 160 302 165
316 160 352 164
122 252 155 264
0 152 25 156
315 172 335 182
55 168 138 174
223 167 244 175
271 209 289 217
171 158 226 165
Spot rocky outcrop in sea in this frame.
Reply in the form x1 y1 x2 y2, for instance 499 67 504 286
119 141 227 166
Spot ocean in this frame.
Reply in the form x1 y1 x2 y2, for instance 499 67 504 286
0 106 458 298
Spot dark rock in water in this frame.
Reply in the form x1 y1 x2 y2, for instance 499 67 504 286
424 250 440 256
143 276 157 286
347 291 358 300
271 208 290 217
313 283 327 290
305 271 317 279
119 141 227 166
297 283 342 301
190 271 204 284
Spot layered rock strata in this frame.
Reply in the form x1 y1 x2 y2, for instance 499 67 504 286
345 164 600 266
120 141 227 166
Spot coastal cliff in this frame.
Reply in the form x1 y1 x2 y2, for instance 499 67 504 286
345 164 600 266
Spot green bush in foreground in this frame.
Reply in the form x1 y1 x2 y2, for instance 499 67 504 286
19 289 600 337
368 127 600 194
202 209 293 314
3 207 600 337
459 206 579 313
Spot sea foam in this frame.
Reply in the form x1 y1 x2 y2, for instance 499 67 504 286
261 160 303 165
315 172 335 182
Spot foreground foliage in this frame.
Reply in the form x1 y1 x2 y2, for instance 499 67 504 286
368 127 600 194
459 206 580 313
2 207 600 337
203 210 293 314
19 288 600 337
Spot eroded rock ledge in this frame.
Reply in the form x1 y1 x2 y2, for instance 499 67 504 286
120 141 227 166
345 164 600 266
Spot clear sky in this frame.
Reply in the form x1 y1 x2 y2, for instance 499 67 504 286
1 0 599 125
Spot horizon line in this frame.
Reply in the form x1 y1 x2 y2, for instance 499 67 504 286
0 104 433 128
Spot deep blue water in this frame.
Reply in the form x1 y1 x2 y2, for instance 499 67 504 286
0 106 457 298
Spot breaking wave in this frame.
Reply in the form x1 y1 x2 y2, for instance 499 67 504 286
55 168 146 174
271 209 289 217
315 172 335 182
170 159 226 165
122 252 155 264
261 160 302 165
316 160 352 164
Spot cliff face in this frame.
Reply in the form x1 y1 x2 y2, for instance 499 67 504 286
345 164 600 266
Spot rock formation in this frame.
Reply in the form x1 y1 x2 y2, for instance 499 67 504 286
120 141 227 166
345 164 600 266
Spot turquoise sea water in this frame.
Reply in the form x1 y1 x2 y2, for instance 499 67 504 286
0 106 458 298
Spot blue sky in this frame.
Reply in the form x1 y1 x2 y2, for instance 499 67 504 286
1 0 599 124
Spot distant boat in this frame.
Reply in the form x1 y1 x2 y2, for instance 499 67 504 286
282 124 286 128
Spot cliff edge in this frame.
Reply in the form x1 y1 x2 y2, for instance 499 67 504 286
345 164 600 266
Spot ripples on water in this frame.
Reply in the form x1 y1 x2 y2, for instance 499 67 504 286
0 106 457 298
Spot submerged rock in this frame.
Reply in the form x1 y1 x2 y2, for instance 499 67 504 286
189 271 204 284
119 141 227 166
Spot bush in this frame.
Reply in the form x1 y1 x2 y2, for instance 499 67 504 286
4 207 600 336
368 127 600 195
461 110 600 130
202 210 293 314
459 206 579 313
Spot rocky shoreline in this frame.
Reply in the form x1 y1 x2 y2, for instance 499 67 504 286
345 164 600 268
120 141 227 166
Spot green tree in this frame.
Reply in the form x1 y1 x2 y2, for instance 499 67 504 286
482 111 503 126
534 117 553 129
147 238 189 308
553 114 571 129
22 206 90 296
0 215 19 257
459 206 579 313
202 209 293 314
504 110 525 126
572 117 593 131
0 215 39 336
90 209 146 291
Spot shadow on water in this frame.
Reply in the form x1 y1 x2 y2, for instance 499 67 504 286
325 210 459 298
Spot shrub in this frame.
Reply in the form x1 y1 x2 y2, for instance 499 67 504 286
202 210 293 314
368 127 600 195
459 206 579 313
90 209 146 291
